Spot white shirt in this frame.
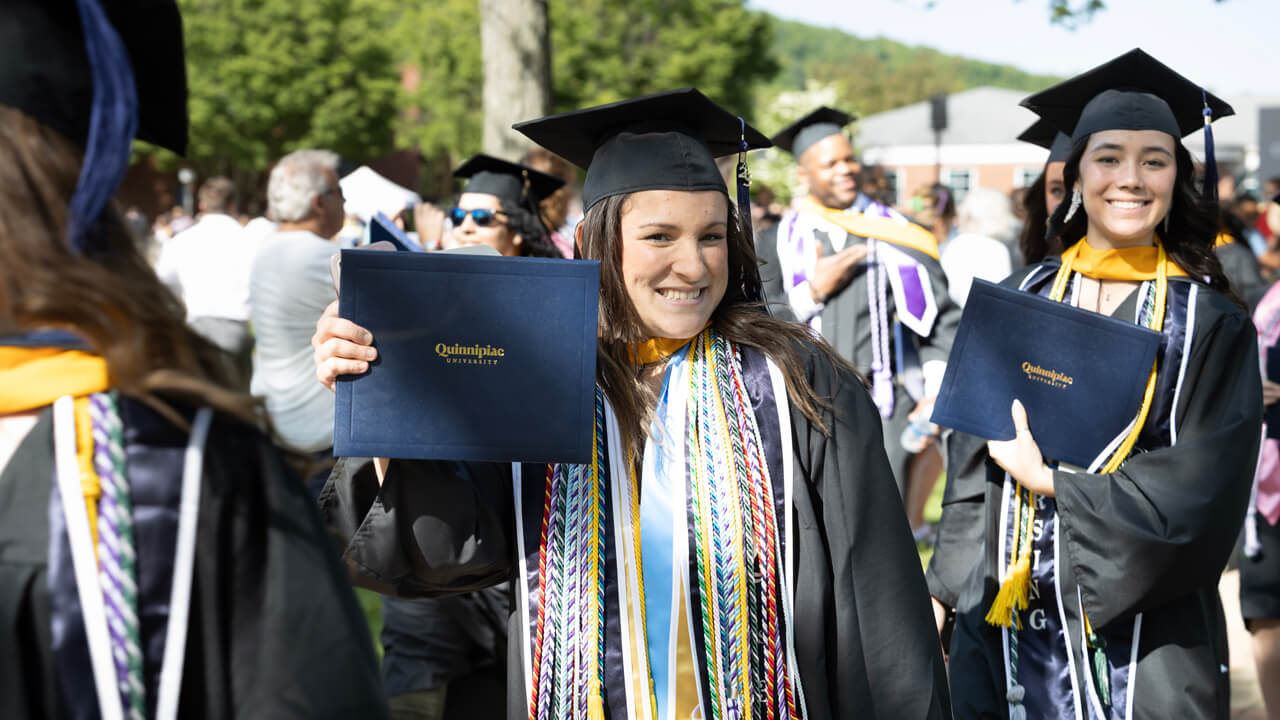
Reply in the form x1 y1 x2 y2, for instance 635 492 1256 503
154 214 254 322
249 230 338 453
939 232 1014 307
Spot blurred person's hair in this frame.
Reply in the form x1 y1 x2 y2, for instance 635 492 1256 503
1018 173 1058 264
197 176 238 214
956 187 1016 241
267 149 340 223
521 147 576 232
0 104 264 428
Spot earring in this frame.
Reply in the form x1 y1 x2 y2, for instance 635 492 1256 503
1063 188 1082 223
1163 213 1170 236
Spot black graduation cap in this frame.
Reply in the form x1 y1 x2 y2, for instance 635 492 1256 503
771 106 856 157
452 154 566 212
0 0 188 155
1020 48 1233 198
512 87 771 211
1020 48 1232 144
1017 119 1073 164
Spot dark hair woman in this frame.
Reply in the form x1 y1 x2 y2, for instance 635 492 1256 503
314 88 951 719
1016 119 1071 265
449 154 563 259
928 49 1261 720
0 2 383 718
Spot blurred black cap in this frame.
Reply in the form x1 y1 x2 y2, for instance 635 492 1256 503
1017 118 1073 164
770 106 855 157
453 154 566 210
0 0 188 154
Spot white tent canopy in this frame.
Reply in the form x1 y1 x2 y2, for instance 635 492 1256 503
339 166 421 223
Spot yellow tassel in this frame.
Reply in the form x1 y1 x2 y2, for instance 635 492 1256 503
985 550 1032 628
588 693 606 720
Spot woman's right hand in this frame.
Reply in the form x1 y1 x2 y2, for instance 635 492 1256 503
313 300 377 392
1265 379 1280 409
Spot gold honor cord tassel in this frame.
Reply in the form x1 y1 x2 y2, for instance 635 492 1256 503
986 238 1169 629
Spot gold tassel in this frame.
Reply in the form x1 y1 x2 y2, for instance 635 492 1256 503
588 682 606 720
986 487 1037 628
985 549 1033 628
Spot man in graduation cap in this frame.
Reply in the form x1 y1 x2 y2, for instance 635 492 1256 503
756 107 961 498
0 1 386 718
929 48 1260 720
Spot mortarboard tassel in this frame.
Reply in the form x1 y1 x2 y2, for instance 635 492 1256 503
1200 88 1218 202
68 0 139 255
736 117 752 220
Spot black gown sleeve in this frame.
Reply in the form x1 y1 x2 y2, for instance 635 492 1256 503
755 224 798 322
319 456 515 598
794 350 952 719
189 415 389 719
1215 240 1268 311
1054 294 1262 629
926 430 990 610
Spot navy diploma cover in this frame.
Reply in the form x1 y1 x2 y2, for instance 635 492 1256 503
334 249 600 463
931 279 1162 469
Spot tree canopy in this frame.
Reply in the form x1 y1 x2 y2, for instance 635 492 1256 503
168 0 402 176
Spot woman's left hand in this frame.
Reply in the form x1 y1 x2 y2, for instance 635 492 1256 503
987 399 1055 497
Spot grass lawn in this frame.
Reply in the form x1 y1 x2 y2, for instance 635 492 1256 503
917 471 947 570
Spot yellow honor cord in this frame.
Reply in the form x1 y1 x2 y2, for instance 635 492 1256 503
987 238 1169 629
73 395 102 561
794 195 940 260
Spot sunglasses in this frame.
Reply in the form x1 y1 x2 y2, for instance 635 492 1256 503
449 207 507 227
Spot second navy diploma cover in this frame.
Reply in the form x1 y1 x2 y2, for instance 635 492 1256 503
930 279 1162 469
333 249 600 463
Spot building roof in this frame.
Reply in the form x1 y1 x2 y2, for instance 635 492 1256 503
855 86 1040 148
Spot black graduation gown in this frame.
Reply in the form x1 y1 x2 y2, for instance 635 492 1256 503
0 399 387 719
756 219 961 486
1214 239 1267 311
928 262 1262 720
321 342 953 720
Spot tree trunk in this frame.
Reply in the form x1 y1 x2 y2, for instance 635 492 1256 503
479 0 551 160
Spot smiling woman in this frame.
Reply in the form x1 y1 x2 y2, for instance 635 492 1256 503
315 88 953 720
929 49 1261 720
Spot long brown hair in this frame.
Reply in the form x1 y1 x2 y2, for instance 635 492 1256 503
0 105 265 428
580 190 853 454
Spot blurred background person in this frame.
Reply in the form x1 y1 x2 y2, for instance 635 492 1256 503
0 1 384 716
939 187 1016 308
154 176 255 390
521 147 579 258
250 149 345 459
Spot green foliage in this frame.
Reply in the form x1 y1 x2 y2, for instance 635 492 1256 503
392 0 484 165
766 18 1060 119
168 0 402 176
393 0 777 168
548 0 777 117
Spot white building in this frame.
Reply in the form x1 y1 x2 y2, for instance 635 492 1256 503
855 85 1280 202
855 87 1046 205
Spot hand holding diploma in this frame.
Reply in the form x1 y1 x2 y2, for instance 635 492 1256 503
987 399 1055 497
312 300 377 391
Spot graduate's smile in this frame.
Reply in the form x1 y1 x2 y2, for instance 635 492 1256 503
620 190 729 340
657 287 706 303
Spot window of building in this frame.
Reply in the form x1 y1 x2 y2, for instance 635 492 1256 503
1015 167 1041 188
942 169 973 204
